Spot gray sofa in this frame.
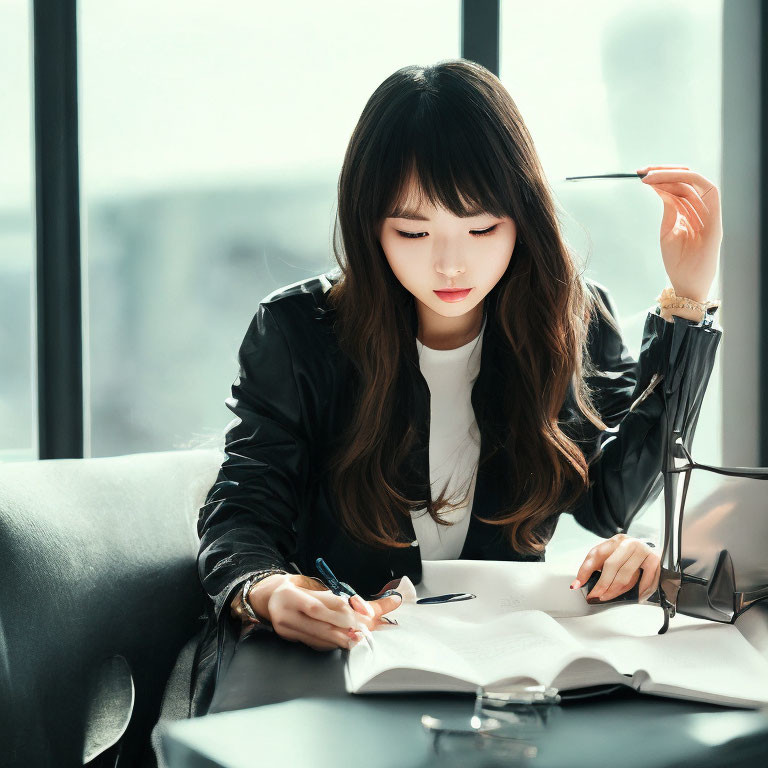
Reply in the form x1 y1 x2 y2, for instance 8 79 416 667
0 448 222 768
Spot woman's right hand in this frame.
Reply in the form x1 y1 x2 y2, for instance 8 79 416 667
249 573 403 651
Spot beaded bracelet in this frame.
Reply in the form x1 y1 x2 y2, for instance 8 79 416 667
235 568 289 628
656 286 721 324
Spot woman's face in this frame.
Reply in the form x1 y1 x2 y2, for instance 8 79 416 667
379 194 517 347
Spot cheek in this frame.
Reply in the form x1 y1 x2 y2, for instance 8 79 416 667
382 240 419 286
483 243 514 282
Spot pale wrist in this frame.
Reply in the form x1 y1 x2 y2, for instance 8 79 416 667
248 573 295 621
230 572 295 623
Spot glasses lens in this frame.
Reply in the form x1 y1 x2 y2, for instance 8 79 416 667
676 467 768 621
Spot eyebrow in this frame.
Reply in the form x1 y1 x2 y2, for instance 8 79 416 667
389 205 489 221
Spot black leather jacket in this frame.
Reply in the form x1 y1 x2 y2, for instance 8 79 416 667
190 267 722 715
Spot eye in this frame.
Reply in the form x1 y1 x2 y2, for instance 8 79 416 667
471 225 498 237
396 225 498 239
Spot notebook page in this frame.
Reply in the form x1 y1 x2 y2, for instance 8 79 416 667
345 602 479 693
556 604 768 706
346 603 612 693
406 607 610 688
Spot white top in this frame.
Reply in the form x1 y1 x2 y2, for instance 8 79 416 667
411 313 486 560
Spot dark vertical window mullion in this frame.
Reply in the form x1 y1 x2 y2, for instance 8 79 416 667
761 1 768 466
461 0 500 75
32 0 83 459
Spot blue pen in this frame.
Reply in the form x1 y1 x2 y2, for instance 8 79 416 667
315 557 375 650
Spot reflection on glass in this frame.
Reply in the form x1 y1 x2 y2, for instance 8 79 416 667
657 437 768 631
0 0 35 461
500 1 725 553
677 467 768 623
79 0 460 457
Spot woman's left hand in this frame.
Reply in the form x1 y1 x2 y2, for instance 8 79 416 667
637 164 722 303
569 533 661 602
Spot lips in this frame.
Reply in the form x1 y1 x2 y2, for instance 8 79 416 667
434 288 473 302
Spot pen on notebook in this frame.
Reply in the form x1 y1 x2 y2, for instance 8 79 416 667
315 557 375 651
416 593 476 604
564 171 650 181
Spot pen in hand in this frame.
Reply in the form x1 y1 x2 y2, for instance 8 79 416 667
315 557 375 650
564 171 650 181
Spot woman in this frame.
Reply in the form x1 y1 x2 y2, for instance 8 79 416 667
192 59 722 715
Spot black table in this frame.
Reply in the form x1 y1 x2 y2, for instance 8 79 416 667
161 628 768 768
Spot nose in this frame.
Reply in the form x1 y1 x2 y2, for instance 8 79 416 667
435 261 466 281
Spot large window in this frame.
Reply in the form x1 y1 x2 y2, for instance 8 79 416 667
10 2 731 543
78 0 461 457
0 1 35 462
500 0 725 551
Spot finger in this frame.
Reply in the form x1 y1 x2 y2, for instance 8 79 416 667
636 557 660 600
349 593 377 620
586 538 636 598
675 195 705 230
656 190 704 233
638 168 715 198
277 620 356 651
669 195 697 237
637 164 690 173
639 560 662 601
596 546 655 601
367 592 404 618
652 188 697 236
296 590 360 630
648 180 708 229
279 608 364 646
572 538 620 588
596 552 646 601
651 188 683 233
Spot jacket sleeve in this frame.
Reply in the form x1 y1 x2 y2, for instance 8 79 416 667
569 281 723 538
197 302 309 622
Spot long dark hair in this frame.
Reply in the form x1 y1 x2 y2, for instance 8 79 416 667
325 59 615 555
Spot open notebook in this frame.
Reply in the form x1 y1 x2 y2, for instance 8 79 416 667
344 561 768 708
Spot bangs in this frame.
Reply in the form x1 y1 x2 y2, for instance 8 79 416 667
381 95 510 222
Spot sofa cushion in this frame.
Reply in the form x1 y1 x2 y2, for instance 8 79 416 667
0 448 219 767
